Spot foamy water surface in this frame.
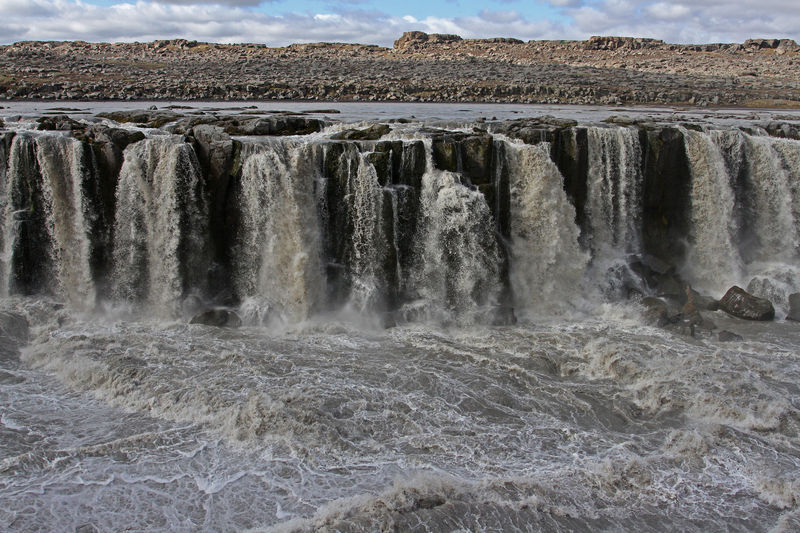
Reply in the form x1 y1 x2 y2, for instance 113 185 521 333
1 298 799 532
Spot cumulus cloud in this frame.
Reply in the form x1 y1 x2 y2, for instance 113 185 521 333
0 1 570 45
1 0 58 17
155 0 267 5
563 0 800 43
478 9 523 24
0 0 797 46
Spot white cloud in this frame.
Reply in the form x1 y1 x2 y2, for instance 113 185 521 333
0 0 797 46
155 0 266 5
0 0 58 16
645 3 691 20
562 0 800 43
478 9 522 24
0 1 571 45
544 0 584 6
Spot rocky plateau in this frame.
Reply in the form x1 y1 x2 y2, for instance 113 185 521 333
1 32 799 107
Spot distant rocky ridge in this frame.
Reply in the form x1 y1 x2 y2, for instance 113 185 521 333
1 32 799 106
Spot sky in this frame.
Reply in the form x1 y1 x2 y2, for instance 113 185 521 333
1 0 799 47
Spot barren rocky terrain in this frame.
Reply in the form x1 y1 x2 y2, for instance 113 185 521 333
1 32 799 107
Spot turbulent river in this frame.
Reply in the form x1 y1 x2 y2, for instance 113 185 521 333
0 103 799 532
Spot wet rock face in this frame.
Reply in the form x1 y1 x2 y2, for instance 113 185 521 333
430 130 494 185
641 296 669 326
718 330 744 342
97 110 181 128
640 127 692 264
37 115 82 131
788 293 800 322
331 124 390 141
719 286 775 321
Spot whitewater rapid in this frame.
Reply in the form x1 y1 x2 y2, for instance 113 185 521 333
1 299 799 532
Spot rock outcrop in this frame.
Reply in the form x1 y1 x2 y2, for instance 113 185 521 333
1 33 798 106
719 286 775 321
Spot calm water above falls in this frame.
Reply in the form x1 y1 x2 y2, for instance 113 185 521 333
0 106 799 532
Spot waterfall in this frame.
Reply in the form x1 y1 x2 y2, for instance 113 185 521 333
586 126 642 256
402 141 501 324
34 135 98 309
233 141 325 324
0 135 16 297
385 184 404 297
345 150 386 312
585 126 642 298
3 119 799 323
3 135 53 297
321 144 388 313
112 136 209 316
739 134 800 311
505 141 587 314
682 128 744 293
743 134 800 262
0 134 97 307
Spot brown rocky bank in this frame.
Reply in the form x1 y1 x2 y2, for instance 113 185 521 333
1 32 799 107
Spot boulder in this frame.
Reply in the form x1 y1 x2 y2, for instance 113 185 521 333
641 296 669 326
190 308 242 328
718 286 775 321
106 127 146 148
431 135 459 172
491 117 576 145
191 125 233 181
764 122 800 141
393 31 462 50
718 330 743 342
585 36 664 50
96 109 181 128
220 116 324 136
37 114 83 131
330 123 390 141
682 309 716 331
656 273 684 301
682 285 718 312
787 293 800 321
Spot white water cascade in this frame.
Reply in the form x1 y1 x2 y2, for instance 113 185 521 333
740 133 800 309
586 126 642 257
584 126 642 298
743 134 800 263
0 134 97 308
403 141 501 324
505 141 587 315
233 141 325 325
340 147 387 313
682 128 744 293
35 135 97 309
0 135 35 297
112 136 209 316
